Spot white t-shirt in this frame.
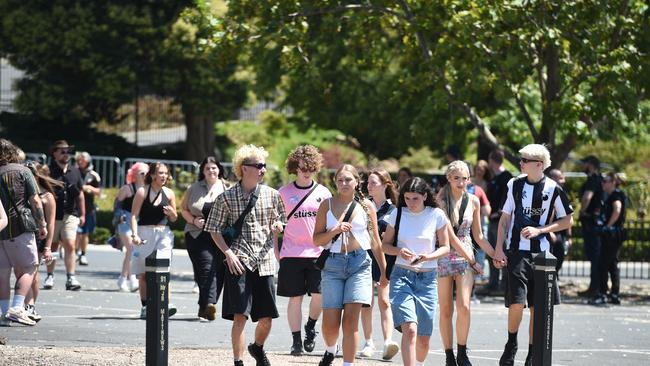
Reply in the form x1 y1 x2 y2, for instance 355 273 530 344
386 206 448 270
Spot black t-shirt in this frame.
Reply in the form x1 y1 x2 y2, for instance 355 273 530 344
602 189 626 228
487 169 513 220
49 162 84 219
579 173 603 217
0 163 39 240
80 167 101 213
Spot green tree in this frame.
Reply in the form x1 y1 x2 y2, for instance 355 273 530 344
227 1 649 167
0 0 246 160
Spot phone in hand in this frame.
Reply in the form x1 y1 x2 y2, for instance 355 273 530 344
411 255 423 265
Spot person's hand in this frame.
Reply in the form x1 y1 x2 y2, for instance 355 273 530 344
399 247 417 262
43 247 53 263
38 226 47 240
335 222 352 234
378 274 389 288
521 226 542 240
131 234 143 245
271 221 284 234
224 250 245 275
470 261 484 275
549 231 557 243
493 248 507 268
163 205 176 219
79 215 85 227
193 217 205 229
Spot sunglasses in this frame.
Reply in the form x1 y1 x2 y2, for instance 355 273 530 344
520 157 542 164
298 166 316 173
243 163 266 170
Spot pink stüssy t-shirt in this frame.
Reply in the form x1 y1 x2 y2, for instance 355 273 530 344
279 181 332 258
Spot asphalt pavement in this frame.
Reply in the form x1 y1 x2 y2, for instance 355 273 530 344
2 244 649 365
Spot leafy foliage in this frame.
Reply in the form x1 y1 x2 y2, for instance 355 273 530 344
226 1 649 167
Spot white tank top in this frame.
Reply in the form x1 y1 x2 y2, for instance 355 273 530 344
325 199 371 252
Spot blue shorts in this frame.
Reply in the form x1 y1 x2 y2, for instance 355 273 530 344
117 212 133 235
390 266 438 336
320 249 372 309
77 211 97 234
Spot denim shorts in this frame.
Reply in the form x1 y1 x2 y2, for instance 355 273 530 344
390 266 438 336
117 212 133 235
320 249 372 309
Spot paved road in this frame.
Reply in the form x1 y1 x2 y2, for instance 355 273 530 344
2 245 650 365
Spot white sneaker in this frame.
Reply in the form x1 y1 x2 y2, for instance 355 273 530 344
128 275 139 292
78 254 88 266
117 276 129 292
25 305 42 323
359 342 375 357
382 340 400 360
43 274 54 289
192 282 199 293
6 307 36 326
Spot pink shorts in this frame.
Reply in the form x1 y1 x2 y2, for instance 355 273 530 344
0 232 39 269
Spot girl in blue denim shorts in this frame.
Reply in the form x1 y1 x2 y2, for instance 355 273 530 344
437 161 496 366
381 177 450 366
312 164 388 366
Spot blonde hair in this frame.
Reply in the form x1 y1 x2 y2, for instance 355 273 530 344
441 160 470 226
233 144 269 179
519 144 551 170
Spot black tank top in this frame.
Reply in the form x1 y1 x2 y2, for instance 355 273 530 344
121 183 137 212
139 185 169 225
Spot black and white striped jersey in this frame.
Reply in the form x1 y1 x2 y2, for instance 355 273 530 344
502 175 573 252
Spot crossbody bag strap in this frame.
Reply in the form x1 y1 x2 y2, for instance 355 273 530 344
233 185 261 232
392 206 402 246
331 200 358 243
454 192 470 235
286 183 319 222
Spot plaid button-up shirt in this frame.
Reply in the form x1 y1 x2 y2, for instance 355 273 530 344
204 182 286 276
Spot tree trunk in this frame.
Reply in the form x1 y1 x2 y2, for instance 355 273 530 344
183 104 215 161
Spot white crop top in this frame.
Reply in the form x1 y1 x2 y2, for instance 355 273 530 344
325 199 372 253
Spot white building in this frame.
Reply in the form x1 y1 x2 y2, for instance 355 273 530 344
0 58 23 112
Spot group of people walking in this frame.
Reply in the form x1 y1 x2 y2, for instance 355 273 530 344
0 137 628 366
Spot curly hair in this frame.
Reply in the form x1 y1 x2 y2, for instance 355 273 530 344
285 145 324 175
0 139 17 166
233 144 269 179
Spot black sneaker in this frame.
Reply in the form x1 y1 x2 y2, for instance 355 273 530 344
304 325 317 353
609 294 621 305
456 349 472 366
234 360 244 366
247 343 271 366
499 341 517 366
318 350 335 366
290 339 303 356
588 295 607 306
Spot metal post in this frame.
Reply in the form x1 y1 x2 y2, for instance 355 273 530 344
532 251 557 366
145 251 170 366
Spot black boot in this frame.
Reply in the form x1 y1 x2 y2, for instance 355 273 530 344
456 344 472 366
247 343 271 366
445 348 456 366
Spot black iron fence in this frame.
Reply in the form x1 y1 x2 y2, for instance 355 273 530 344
559 220 650 279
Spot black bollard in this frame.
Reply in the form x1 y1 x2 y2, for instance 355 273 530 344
532 251 558 366
145 251 170 366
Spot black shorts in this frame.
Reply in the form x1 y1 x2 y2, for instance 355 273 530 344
222 268 278 322
505 250 561 308
277 257 321 297
367 250 396 281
